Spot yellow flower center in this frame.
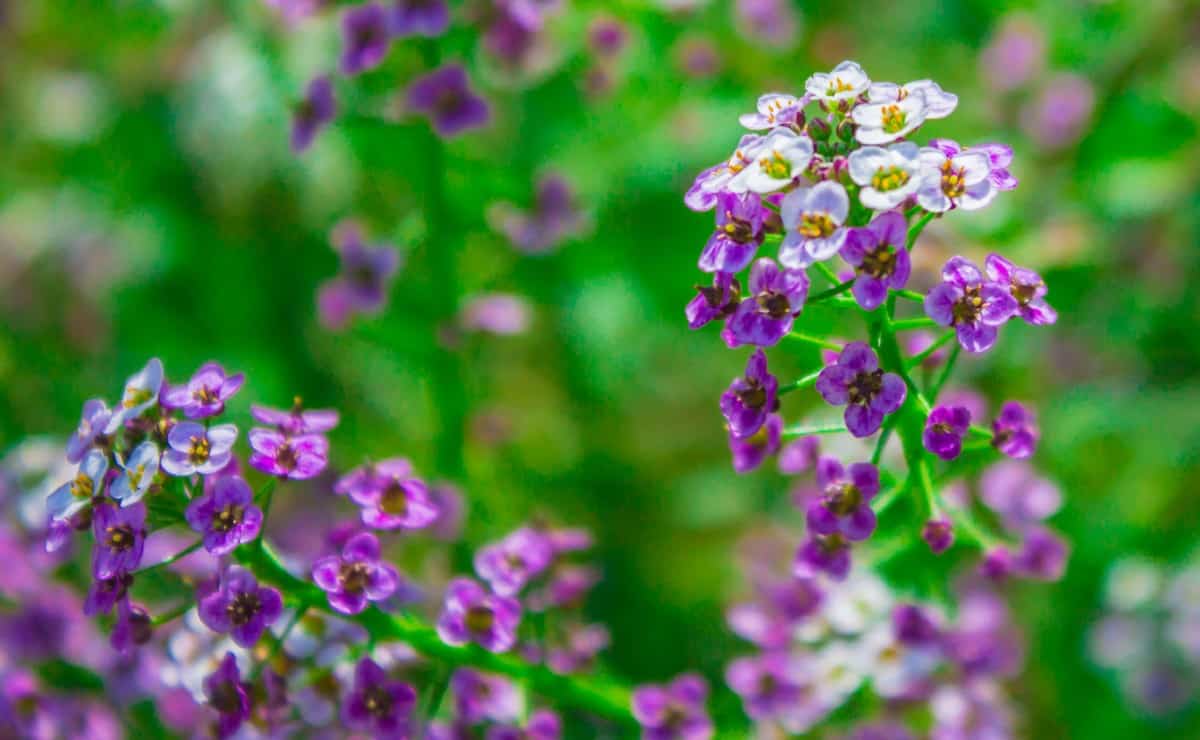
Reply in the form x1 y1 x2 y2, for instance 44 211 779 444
122 387 153 409
799 212 836 239
759 150 792 180
939 159 966 198
871 165 910 192
825 77 855 96
71 472 94 499
188 436 211 464
881 104 908 134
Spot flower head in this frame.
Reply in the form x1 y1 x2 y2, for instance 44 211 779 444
490 174 586 255
291 75 337 153
318 222 401 330
779 181 850 268
980 461 1061 527
686 272 740 330
251 400 339 436
924 257 1018 353
869 79 958 118
795 532 852 580
162 362 244 419
185 475 263 555
341 657 418 738
391 0 449 38
198 566 283 647
486 709 562 740
805 458 880 541
840 211 911 310
406 64 491 138
848 142 922 211
725 652 808 725
203 652 251 738
110 441 159 507
729 128 814 194
720 349 779 439
929 139 1018 191
916 146 994 213
685 134 761 211
312 532 400 614
460 293 531 336
990 401 1039 458
475 527 555 597
437 577 522 653
91 502 146 579
106 358 164 434
698 192 768 273
248 428 329 480
336 459 440 531
723 258 809 347
739 92 805 130
340 3 391 75
631 673 713 739
922 518 955 554
452 669 522 724
67 398 111 463
805 61 870 106
47 448 108 521
815 342 906 437
1013 527 1069 581
985 254 1056 326
162 422 238 477
923 404 972 460
729 413 782 473
852 93 929 145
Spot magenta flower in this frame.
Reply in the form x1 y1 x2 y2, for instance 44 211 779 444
203 653 251 739
631 673 713 740
437 577 522 653
161 422 238 477
720 349 778 439
729 413 781 473
291 75 337 154
985 254 1057 326
795 533 852 580
698 192 767 274
335 458 439 531
924 257 1018 353
474 527 555 597
185 475 263 555
805 458 880 542
390 0 449 38
340 3 391 75
162 362 244 419
686 272 740 330
66 398 111 463
722 258 809 348
248 428 329 480
406 64 490 138
923 404 972 460
990 401 1039 458
251 400 339 436
840 211 911 311
341 657 418 738
815 342 906 437
198 567 283 647
312 532 400 614
91 502 146 579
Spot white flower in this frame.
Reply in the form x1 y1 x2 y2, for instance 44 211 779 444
916 146 994 212
729 128 814 194
779 181 850 267
105 357 164 434
848 142 922 210
869 79 958 118
852 92 929 145
110 441 160 507
856 624 941 699
739 92 805 130
822 571 893 635
812 640 866 706
46 448 108 521
686 133 763 210
805 60 870 104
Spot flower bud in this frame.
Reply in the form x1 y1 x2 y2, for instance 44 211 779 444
836 118 856 143
922 518 954 554
806 117 831 141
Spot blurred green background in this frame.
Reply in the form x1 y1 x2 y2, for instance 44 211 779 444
2 0 1199 737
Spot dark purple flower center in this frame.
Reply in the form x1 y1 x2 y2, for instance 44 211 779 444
1011 279 1039 305
818 533 847 554
339 562 372 594
212 504 244 533
824 482 862 516
755 290 792 319
465 605 496 634
354 22 385 48
105 524 137 552
951 286 985 325
227 592 262 626
722 212 758 243
188 435 211 464
434 89 464 118
379 480 409 516
735 377 767 410
695 278 740 312
861 243 898 279
846 369 884 406
363 685 394 718
661 702 689 729
756 672 779 697
931 422 954 435
129 608 153 644
210 679 243 714
275 443 298 471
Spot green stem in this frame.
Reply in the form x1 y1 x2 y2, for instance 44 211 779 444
872 484 904 517
151 600 193 627
890 317 938 331
927 344 961 403
785 332 843 351
781 422 846 439
251 604 307 681
422 664 453 729
891 289 925 303
778 370 821 395
968 424 994 440
904 330 955 370
906 211 936 250
132 539 203 576
807 279 855 303
812 261 841 285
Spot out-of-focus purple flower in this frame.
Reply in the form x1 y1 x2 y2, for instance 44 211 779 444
198 566 283 648
980 15 1044 92
547 623 610 674
778 436 819 474
251 400 339 436
723 258 809 347
47 448 108 521
930 681 1014 740
452 669 522 724
727 576 823 648
265 0 322 24
185 475 263 555
1013 527 1068 581
587 16 627 57
989 401 1039 459
291 76 337 153
720 349 778 440
985 254 1056 326
943 588 1023 678
850 722 917 740
437 577 522 653
480 0 545 65
162 362 244 419
248 428 329 480
203 653 251 738
631 673 713 740
686 272 740 330
110 441 159 507
107 358 164 433
91 502 146 579
406 64 490 137
318 222 401 330
161 422 238 477
780 181 850 268
676 37 720 79
917 518 953 556
110 598 152 655
699 192 768 273
893 604 940 645
486 709 562 740
391 0 450 38
815 342 906 437
923 405 971 461
429 482 467 540
806 458 879 542
729 413 782 473
340 3 391 75
475 527 555 596
904 331 950 370
460 294 531 335
726 652 807 724
85 572 132 616
490 174 586 254
312 532 400 614
1022 73 1095 151
840 211 911 311
979 461 1061 527
67 398 111 463
337 459 439 531
795 533 852 581
981 547 1013 581
341 657 417 738
733 0 798 49
925 257 1018 353
529 564 600 611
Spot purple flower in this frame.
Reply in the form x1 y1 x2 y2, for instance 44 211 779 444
720 349 778 439
725 652 807 724
893 604 940 645
928 139 1018 192
251 400 339 436
452 669 522 724
486 709 562 740
729 413 781 473
631 673 713 740
84 572 132 616
490 174 586 254
110 597 152 655
686 272 740 330
916 146 995 213
475 527 555 597
588 16 627 57
291 76 337 153
980 16 1044 92
1022 73 1095 151
203 653 251 739
924 257 1018 353
318 222 402 330
922 518 955 554
161 422 238 477
391 0 449 38
795 533 851 581
779 181 850 268
460 293 531 335
698 192 767 273
67 398 111 463
815 342 906 437
733 0 799 48
989 401 1039 458
437 577 522 653
727 578 823 649
685 135 760 211
481 0 544 65
340 3 391 75
546 623 610 674
805 458 880 541
162 362 244 419
341 657 418 738
722 258 809 348
777 436 819 474
337 459 439 531
185 475 263 555
47 448 108 521
198 567 283 647
248 428 329 480
91 502 146 579
1013 527 1068 581
979 461 1061 527
840 211 911 311
985 254 1056 326
923 405 972 460
312 532 400 614
406 64 490 137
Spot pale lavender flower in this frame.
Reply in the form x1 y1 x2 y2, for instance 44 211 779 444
805 61 870 107
47 448 108 521
318 221 401 330
916 147 995 213
980 16 1044 92
924 257 1018 353
475 527 555 596
729 128 814 194
979 461 1061 527
869 79 958 119
106 358 164 433
848 143 922 210
779 181 850 268
162 362 244 419
733 0 798 49
738 93 804 130
109 441 159 507
631 673 713 740
162 422 237 477
67 398 111 463
1022 74 1095 151
437 577 522 653
460 294 531 335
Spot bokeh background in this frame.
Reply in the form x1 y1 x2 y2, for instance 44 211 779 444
2 0 1199 737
